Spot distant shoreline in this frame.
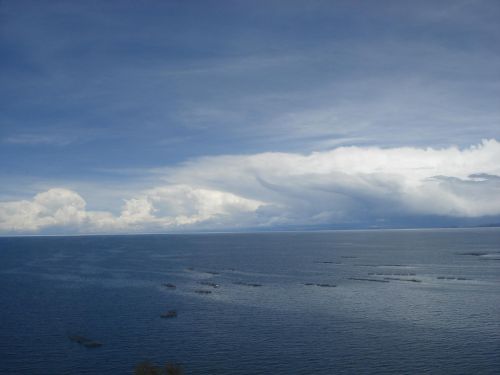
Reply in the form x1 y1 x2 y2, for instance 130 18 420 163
1 225 499 238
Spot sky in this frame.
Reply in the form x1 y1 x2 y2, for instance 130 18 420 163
1 0 499 234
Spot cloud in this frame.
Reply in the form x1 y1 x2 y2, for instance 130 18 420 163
118 185 263 228
163 139 500 220
0 188 116 232
0 186 263 234
1 140 499 234
3 134 75 146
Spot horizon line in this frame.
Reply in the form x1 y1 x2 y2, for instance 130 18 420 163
1 225 499 238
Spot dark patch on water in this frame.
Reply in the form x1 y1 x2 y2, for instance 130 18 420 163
348 277 390 283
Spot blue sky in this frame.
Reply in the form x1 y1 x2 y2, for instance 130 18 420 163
1 0 499 234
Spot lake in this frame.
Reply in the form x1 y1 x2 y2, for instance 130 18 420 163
0 228 499 374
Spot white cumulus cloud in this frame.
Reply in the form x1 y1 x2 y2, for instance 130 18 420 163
1 140 499 234
0 186 263 234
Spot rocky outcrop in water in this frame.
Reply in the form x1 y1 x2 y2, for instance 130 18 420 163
194 289 212 294
233 281 262 287
348 277 389 283
198 281 219 288
68 334 102 348
160 310 177 318
303 283 336 287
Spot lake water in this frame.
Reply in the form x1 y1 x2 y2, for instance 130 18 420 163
0 228 499 374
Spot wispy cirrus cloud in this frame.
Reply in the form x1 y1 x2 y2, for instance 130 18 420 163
3 134 76 146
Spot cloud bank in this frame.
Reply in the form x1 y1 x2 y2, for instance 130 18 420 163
1 140 500 234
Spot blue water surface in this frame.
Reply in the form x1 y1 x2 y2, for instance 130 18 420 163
0 228 499 374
